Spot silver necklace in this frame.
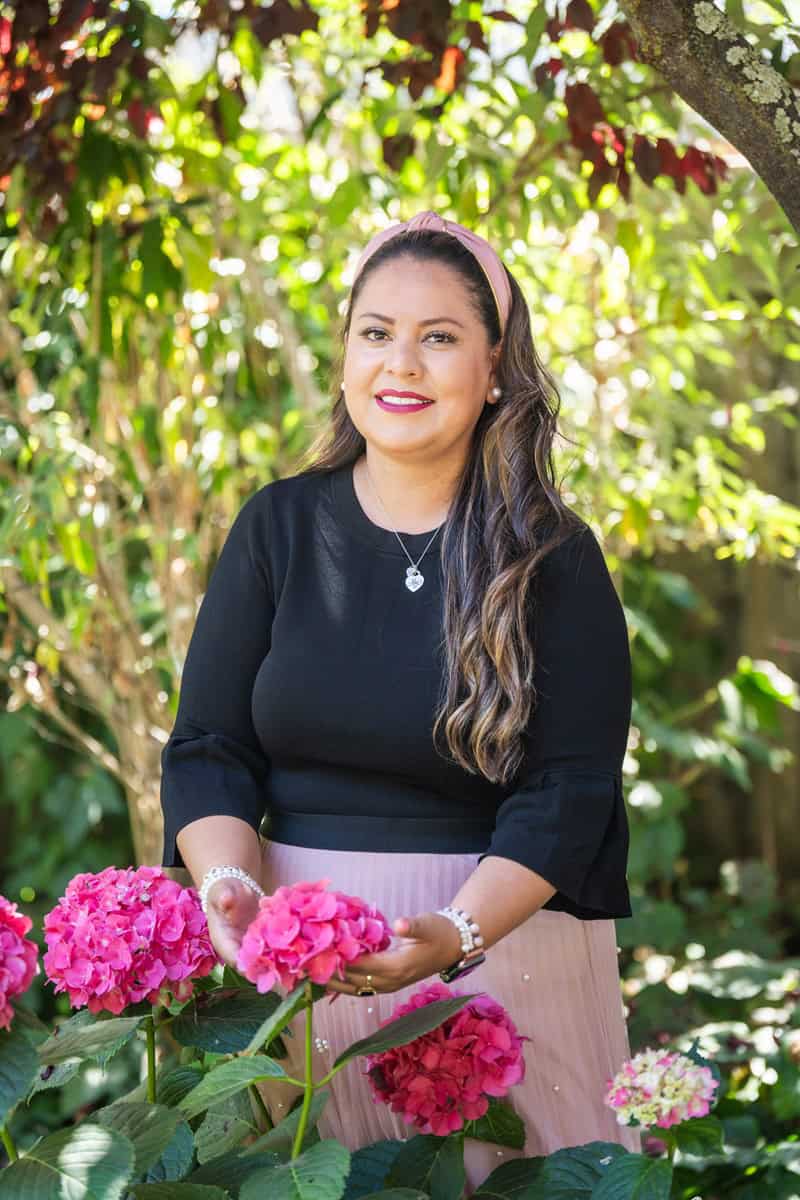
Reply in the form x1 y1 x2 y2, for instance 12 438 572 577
362 462 446 592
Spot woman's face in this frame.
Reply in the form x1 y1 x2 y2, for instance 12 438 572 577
342 256 500 465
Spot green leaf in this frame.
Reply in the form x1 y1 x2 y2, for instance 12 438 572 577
342 1138 404 1199
27 1058 81 1099
385 1136 464 1200
332 996 479 1071
524 8 548 62
6 1006 49 1039
131 1186 229 1199
145 1121 195 1183
0 1122 135 1200
670 1114 725 1155
525 1143 627 1198
0 1025 40 1124
173 989 285 1054
243 980 322 1056
37 1012 142 1066
591 1153 673 1199
189 1151 280 1193
472 1155 546 1197
245 1090 329 1159
157 1065 205 1107
195 1090 258 1163
462 1098 526 1149
356 1193 429 1199
94 1102 184 1176
240 1139 351 1200
179 1056 287 1119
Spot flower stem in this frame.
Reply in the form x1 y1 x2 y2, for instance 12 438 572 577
249 1083 274 1132
290 981 315 1160
145 1013 157 1104
1 1123 18 1163
315 1063 345 1089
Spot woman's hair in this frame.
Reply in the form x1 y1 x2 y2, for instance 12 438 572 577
296 227 584 785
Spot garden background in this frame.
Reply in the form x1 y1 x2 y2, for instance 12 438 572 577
1 0 799 1193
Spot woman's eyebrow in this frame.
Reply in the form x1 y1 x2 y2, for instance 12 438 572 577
356 312 466 329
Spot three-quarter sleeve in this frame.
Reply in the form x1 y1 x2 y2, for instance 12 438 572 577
479 524 633 918
159 489 274 868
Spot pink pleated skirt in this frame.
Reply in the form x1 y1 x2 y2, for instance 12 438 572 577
255 841 641 1195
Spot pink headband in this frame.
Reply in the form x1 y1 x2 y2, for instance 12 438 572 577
353 210 511 337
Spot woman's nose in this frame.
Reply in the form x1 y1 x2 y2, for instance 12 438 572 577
384 337 423 374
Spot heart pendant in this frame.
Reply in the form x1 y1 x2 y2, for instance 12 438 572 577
405 570 424 592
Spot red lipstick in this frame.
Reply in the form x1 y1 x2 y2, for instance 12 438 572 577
375 388 434 414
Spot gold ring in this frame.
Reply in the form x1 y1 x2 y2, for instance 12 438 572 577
356 973 377 997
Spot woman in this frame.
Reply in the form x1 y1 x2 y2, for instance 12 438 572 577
160 210 641 1189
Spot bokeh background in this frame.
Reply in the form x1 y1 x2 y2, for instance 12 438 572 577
1 0 799 1184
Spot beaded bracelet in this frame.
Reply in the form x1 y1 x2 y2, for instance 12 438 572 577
199 865 265 915
436 905 486 983
435 904 485 955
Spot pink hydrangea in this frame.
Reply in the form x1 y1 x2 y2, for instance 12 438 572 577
236 878 392 993
604 1048 719 1129
0 896 38 1029
43 866 218 1015
365 980 528 1137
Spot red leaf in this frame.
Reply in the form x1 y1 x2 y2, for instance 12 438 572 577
565 0 595 34
632 134 661 185
656 137 682 178
382 132 415 172
565 81 606 136
127 98 150 138
464 20 488 52
0 17 11 58
249 0 319 46
600 22 638 66
680 146 718 195
587 156 614 204
533 57 564 88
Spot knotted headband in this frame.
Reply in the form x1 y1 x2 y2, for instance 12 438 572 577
353 210 512 337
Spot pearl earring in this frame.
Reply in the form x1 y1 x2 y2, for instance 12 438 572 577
491 386 502 399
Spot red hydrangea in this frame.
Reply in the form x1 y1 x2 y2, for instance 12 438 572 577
0 896 38 1029
236 878 392 992
365 980 528 1136
43 866 218 1015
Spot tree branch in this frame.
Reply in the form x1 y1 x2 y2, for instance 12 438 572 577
619 0 800 233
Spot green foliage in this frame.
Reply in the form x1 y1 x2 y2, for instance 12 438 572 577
0 1122 135 1200
0 3 799 1195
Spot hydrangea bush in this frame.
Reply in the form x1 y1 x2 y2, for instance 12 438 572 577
366 979 528 1135
605 1047 719 1129
0 875 727 1199
43 866 218 1014
0 897 38 1031
236 877 392 992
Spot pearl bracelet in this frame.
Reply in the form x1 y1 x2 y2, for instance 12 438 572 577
435 904 484 956
199 865 265 915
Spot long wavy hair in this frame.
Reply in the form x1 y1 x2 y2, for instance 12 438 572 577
295 228 584 785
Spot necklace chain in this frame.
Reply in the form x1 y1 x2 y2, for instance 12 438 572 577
362 461 446 592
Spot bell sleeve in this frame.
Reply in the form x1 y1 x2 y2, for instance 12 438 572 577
479 524 633 918
159 488 274 869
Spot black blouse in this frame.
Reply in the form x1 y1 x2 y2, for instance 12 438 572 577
160 461 633 920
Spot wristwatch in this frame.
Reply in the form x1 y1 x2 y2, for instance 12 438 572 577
439 945 486 983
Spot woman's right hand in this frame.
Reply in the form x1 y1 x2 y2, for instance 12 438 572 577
204 879 263 967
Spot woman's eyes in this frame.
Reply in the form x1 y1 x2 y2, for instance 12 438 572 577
359 328 456 344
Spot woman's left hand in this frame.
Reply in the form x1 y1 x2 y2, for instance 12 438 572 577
324 913 463 997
